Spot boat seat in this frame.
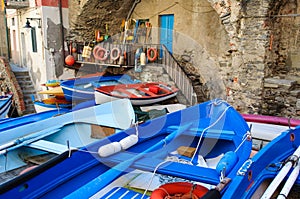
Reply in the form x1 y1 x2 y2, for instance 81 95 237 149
114 88 138 98
101 153 220 185
101 187 149 199
166 126 236 141
136 87 156 96
28 140 75 154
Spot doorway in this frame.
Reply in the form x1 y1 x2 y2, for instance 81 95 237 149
159 14 174 54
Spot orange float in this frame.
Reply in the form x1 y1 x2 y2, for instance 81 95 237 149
65 55 75 66
147 47 158 62
150 182 208 199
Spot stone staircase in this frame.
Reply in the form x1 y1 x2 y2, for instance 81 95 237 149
12 69 36 115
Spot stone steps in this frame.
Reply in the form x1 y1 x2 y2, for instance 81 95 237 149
12 70 36 115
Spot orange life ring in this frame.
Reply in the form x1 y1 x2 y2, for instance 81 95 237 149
93 46 109 61
147 47 158 62
110 47 121 61
150 182 208 199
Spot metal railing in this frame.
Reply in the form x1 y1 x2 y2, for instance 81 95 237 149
160 44 197 105
74 42 198 105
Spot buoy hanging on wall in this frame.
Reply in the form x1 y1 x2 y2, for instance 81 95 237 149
65 55 75 66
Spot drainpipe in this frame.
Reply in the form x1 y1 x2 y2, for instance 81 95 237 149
58 0 65 65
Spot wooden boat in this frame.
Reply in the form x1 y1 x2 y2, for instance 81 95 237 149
242 113 300 128
0 99 134 176
42 79 61 87
95 82 179 105
241 114 300 152
32 95 72 113
0 99 252 198
0 94 12 119
222 125 300 199
60 73 137 102
38 86 65 98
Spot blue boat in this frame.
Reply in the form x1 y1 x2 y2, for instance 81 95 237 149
0 99 252 198
222 125 300 199
0 109 69 132
0 99 135 175
60 73 138 102
0 94 12 119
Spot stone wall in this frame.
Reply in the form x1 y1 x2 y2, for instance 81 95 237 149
0 57 25 116
67 0 300 118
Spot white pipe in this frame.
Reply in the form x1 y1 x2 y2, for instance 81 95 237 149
277 159 300 199
261 146 300 199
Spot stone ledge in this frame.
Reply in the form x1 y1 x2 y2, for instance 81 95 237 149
264 78 296 88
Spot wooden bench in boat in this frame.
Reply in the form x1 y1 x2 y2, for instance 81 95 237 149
136 87 156 97
28 140 75 154
101 152 221 185
114 88 138 98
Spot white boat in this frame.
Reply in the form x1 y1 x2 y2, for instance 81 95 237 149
95 82 178 105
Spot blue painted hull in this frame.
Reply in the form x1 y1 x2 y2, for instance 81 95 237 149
0 94 12 119
0 109 69 132
0 99 135 174
222 126 300 198
0 99 252 198
60 74 137 102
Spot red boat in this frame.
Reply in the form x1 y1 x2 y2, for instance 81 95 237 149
94 82 178 105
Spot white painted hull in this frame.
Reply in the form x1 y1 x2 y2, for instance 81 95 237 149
95 90 178 105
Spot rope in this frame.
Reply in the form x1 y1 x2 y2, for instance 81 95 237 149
190 100 231 163
234 132 251 153
141 159 172 198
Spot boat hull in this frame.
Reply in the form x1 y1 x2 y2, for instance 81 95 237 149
223 126 300 198
0 99 252 198
0 95 12 119
33 101 72 113
60 74 137 102
0 99 135 174
95 82 178 105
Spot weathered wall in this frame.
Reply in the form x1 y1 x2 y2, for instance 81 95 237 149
0 11 9 58
67 0 300 118
68 0 135 42
0 57 25 115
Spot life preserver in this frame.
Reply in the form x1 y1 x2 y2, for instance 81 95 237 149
110 47 121 61
150 182 208 199
93 46 109 61
147 47 158 62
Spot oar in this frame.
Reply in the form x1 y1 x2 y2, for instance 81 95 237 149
261 145 300 199
201 178 231 199
64 123 193 199
0 125 62 155
277 159 300 199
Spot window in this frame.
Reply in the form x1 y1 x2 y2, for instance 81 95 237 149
31 27 37 52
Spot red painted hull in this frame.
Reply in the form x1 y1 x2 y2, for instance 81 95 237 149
242 114 300 127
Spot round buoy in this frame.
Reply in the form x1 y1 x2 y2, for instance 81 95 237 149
65 55 75 66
